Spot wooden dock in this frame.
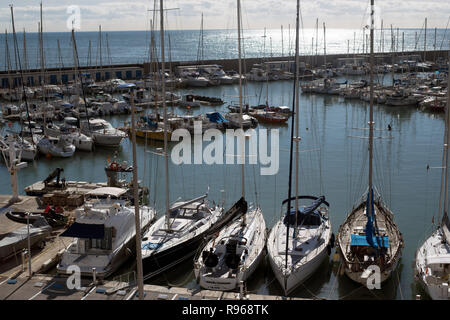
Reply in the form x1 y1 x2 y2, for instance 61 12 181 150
0 274 303 300
0 194 306 300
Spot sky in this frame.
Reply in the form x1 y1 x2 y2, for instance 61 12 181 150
0 0 449 32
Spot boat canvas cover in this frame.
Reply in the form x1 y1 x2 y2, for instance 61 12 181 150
61 222 105 239
141 116 157 130
87 187 127 198
350 234 389 248
365 188 377 247
283 196 326 226
116 83 136 89
206 112 228 123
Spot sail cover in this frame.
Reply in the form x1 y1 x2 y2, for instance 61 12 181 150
365 188 376 247
60 223 105 239
283 196 326 226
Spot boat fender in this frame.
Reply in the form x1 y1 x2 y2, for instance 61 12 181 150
330 233 335 248
110 161 119 171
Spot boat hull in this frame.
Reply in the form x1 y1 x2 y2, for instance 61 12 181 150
142 231 206 279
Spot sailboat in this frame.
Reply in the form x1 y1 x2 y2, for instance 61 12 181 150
193 0 266 291
335 0 403 288
130 15 172 142
266 0 334 296
414 53 450 300
140 0 243 280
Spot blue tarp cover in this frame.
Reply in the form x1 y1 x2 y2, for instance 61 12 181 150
206 112 228 123
60 222 105 239
350 234 389 248
142 116 157 129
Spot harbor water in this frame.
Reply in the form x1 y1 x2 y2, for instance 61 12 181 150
0 74 445 299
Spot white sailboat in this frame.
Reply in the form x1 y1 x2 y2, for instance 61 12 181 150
194 0 266 291
194 205 266 291
415 53 450 300
267 0 334 296
335 0 403 288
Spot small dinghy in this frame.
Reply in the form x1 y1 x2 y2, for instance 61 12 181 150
0 217 51 261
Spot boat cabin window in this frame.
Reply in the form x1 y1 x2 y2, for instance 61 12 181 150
85 227 113 251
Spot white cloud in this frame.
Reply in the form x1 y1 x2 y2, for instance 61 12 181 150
1 0 449 32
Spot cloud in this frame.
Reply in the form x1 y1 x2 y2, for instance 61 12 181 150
0 0 449 32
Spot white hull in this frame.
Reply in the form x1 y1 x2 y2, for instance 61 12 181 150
268 238 329 294
57 205 156 278
415 228 450 300
195 208 266 291
267 210 332 295
38 140 76 158
186 79 209 87
92 133 124 147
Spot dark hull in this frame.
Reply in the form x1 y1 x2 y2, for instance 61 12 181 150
143 197 247 280
142 231 206 279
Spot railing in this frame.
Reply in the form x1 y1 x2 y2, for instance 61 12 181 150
109 270 136 292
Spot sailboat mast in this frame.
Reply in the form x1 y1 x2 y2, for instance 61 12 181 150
160 0 170 229
71 29 91 131
368 0 375 207
440 51 450 226
285 0 300 276
391 25 395 86
294 0 300 223
424 18 427 62
40 3 46 104
323 22 326 67
315 18 318 66
23 29 28 71
237 0 245 200
9 5 33 142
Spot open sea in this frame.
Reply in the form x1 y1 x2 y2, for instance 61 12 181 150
0 28 449 299
0 28 449 70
